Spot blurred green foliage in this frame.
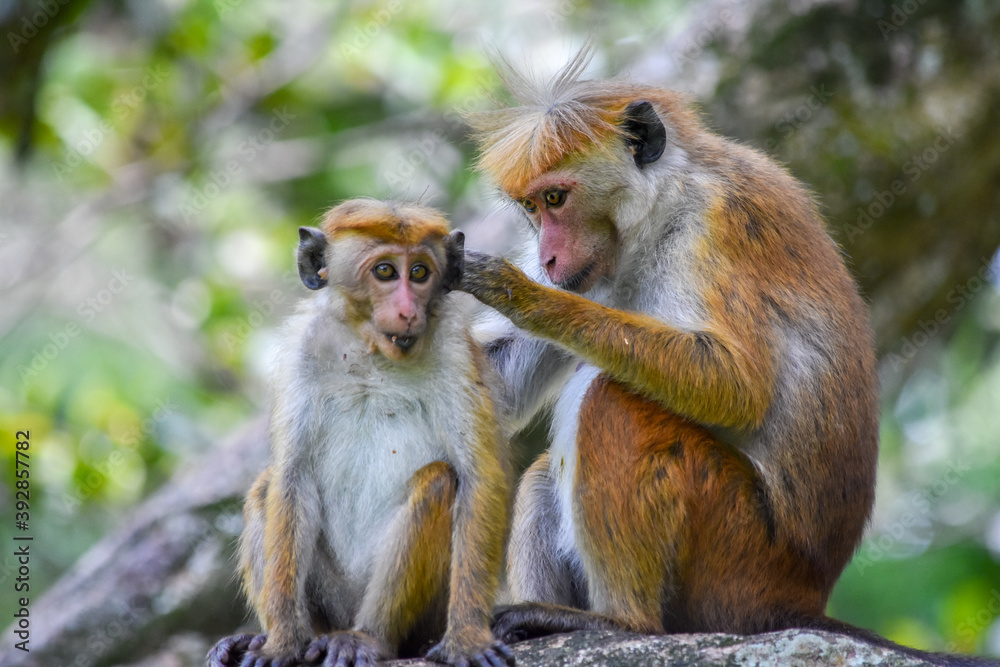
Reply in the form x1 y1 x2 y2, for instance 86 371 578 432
0 0 997 658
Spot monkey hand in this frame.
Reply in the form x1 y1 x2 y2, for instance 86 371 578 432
425 630 516 667
458 251 530 317
301 631 389 667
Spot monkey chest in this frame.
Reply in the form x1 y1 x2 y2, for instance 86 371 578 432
311 392 450 577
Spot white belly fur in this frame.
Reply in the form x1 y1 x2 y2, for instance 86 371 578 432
310 389 447 585
549 364 601 565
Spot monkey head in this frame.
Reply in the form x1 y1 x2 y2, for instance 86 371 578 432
468 58 698 294
297 199 464 362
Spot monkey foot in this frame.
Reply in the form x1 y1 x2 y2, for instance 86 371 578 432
302 631 388 667
491 603 621 644
206 633 302 667
425 638 516 667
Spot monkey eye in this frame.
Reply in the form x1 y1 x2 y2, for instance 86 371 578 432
544 190 566 207
409 264 430 282
373 262 398 280
521 198 538 214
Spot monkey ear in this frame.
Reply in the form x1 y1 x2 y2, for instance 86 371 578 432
298 226 329 290
441 230 465 293
622 101 667 168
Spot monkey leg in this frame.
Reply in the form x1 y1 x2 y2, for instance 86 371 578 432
493 432 639 644
211 467 331 667
505 452 585 608
576 376 828 634
497 376 829 642
208 472 273 667
303 461 456 666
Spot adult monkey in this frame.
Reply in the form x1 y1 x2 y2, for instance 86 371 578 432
459 50 884 643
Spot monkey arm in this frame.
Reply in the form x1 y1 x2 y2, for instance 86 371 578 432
476 310 576 428
461 252 774 432
449 425 509 636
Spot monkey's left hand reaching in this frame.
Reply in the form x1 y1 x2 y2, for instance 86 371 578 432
425 633 516 667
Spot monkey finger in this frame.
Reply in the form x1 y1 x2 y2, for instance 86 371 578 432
303 637 328 662
493 642 516 665
247 634 268 652
207 633 253 665
328 645 354 667
473 650 507 667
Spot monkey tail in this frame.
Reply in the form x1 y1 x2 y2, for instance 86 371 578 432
794 615 1000 667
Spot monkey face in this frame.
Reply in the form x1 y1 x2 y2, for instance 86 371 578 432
515 170 619 293
298 200 465 364
362 248 443 362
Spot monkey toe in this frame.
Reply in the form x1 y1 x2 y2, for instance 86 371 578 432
303 632 385 667
473 642 516 667
207 633 257 666
425 639 515 667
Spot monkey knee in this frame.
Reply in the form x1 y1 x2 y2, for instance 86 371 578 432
409 461 458 509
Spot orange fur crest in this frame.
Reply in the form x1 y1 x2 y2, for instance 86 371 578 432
466 47 694 195
322 199 450 246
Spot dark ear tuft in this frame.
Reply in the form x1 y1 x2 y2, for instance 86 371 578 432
622 101 666 168
441 230 465 293
298 226 328 290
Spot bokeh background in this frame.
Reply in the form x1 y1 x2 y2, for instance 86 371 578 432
1 0 999 664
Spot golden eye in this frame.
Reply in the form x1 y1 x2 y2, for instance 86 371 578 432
522 199 538 214
545 190 566 207
410 264 429 282
373 263 397 280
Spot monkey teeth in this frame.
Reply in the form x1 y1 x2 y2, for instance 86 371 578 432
388 334 415 350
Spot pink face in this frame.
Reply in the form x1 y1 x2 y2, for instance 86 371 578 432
515 172 617 293
362 246 442 361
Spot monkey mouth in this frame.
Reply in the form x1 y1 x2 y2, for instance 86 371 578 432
558 263 596 292
386 333 416 351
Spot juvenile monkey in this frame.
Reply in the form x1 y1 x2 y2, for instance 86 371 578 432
460 51 883 642
208 199 513 667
